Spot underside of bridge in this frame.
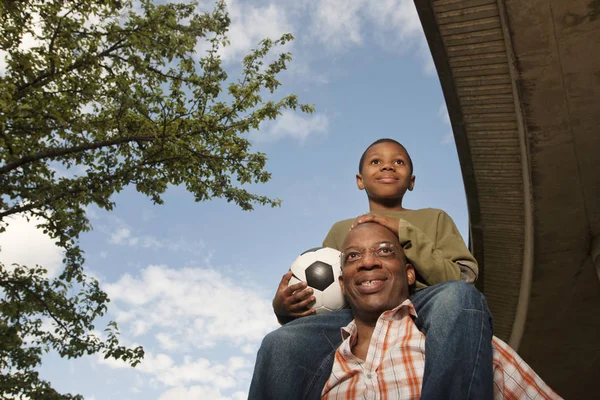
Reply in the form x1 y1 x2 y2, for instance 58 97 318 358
414 0 600 398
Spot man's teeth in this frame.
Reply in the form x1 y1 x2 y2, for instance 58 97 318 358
360 280 381 286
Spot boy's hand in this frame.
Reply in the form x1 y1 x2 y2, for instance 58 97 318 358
272 271 316 320
351 214 399 236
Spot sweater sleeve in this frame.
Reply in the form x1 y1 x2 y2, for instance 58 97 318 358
322 219 354 250
397 210 478 286
322 224 340 249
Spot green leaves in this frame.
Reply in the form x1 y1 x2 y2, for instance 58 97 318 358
1 262 141 398
0 0 311 252
0 0 312 397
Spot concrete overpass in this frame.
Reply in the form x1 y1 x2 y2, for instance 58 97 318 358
414 0 600 398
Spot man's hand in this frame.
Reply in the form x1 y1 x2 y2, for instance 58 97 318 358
350 213 399 236
272 271 316 322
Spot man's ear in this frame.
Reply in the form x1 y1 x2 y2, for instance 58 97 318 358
406 263 416 285
356 174 365 190
408 175 416 192
338 274 346 296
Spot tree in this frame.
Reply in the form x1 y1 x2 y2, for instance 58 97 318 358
0 0 312 397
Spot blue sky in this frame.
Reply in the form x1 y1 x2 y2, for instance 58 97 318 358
0 1 469 399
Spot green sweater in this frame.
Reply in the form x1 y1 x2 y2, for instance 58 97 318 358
322 208 478 288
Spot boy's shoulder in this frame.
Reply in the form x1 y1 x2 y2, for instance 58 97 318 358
397 207 446 216
323 208 455 250
327 217 356 235
328 208 449 230
373 207 449 220
400 208 450 220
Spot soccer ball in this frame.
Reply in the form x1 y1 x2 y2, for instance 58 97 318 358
288 247 347 314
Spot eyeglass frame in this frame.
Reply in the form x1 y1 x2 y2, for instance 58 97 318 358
340 242 402 267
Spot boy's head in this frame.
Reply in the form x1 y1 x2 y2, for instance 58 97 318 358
356 139 416 208
358 139 413 175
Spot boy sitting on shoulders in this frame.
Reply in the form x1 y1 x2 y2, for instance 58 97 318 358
250 139 493 400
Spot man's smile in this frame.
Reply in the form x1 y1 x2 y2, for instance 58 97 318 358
355 275 387 293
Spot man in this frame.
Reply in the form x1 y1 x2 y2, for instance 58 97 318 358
322 221 561 399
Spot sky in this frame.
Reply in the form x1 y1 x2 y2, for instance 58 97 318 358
0 0 470 399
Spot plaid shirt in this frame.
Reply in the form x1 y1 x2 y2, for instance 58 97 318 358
322 300 561 400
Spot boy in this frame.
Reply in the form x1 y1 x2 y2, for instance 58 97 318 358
249 139 493 400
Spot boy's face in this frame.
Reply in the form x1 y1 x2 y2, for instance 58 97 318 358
356 142 415 202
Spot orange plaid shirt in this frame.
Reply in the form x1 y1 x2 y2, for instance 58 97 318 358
322 300 562 400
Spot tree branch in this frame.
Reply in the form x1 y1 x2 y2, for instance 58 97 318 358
0 135 153 174
15 38 128 99
0 202 38 219
3 278 94 346
0 150 188 221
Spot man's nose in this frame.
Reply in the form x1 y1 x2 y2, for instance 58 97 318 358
358 251 381 270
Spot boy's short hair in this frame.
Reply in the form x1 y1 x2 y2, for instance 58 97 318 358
358 138 414 175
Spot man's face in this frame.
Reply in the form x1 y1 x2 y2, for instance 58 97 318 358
339 223 415 321
356 142 415 202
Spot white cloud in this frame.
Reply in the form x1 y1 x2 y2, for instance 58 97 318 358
252 110 329 142
0 9 43 79
365 0 422 44
195 0 293 63
109 227 138 245
107 223 205 254
98 263 277 396
310 0 365 49
103 264 277 348
286 57 330 85
82 11 102 30
308 0 422 51
438 104 454 145
0 50 7 77
155 333 179 352
139 354 248 388
158 385 247 400
418 42 437 75
194 0 426 79
97 265 278 400
79 101 99 114
19 14 44 51
0 213 63 277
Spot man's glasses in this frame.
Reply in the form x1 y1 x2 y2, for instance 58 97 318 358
340 242 399 266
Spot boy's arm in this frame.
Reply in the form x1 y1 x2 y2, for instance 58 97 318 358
398 211 478 285
351 211 477 285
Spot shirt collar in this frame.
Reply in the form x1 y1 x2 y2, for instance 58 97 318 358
340 298 417 340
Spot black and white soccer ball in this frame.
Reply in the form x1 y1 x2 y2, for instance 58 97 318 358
288 247 347 314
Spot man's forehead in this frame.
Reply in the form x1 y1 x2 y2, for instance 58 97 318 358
342 223 397 249
342 240 396 252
